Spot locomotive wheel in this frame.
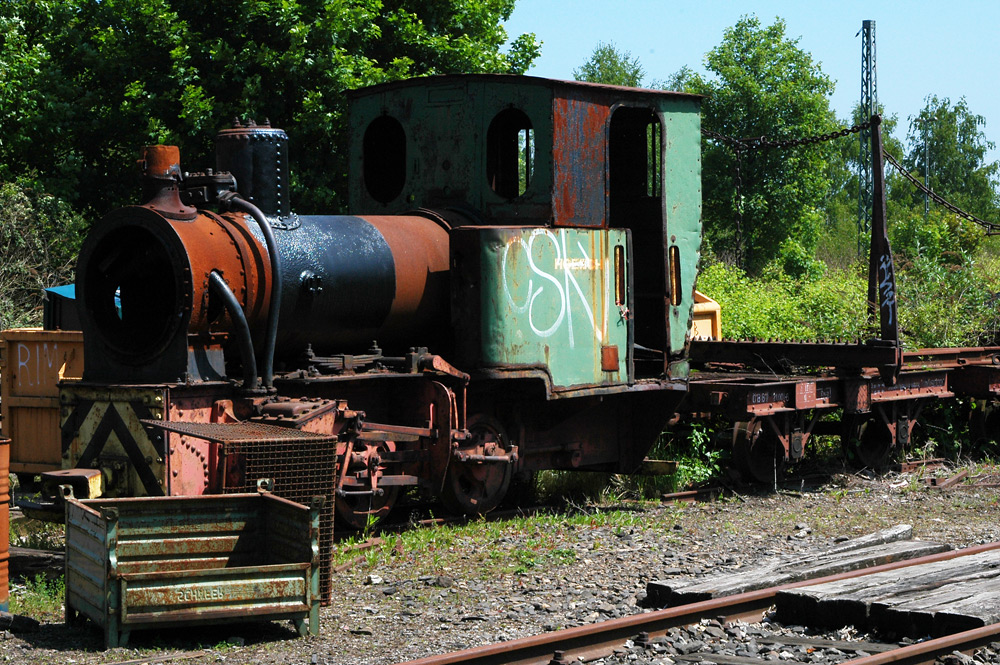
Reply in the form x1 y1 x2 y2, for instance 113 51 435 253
841 415 896 471
335 441 401 530
335 485 400 530
731 420 785 484
440 414 512 516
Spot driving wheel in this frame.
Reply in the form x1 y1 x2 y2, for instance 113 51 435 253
440 414 513 516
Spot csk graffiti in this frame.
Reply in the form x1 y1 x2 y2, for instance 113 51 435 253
500 228 622 349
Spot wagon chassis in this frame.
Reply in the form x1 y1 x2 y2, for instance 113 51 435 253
687 341 1000 479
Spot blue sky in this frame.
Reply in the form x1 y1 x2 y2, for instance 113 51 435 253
504 0 1000 168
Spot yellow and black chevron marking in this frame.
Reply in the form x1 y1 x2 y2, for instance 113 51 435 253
60 388 167 497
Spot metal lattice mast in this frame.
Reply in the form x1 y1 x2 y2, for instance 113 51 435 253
858 19 877 257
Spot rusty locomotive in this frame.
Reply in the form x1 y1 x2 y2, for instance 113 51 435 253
42 74 704 530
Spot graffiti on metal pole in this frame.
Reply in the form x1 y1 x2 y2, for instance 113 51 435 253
879 253 896 325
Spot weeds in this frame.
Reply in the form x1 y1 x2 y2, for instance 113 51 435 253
9 574 64 621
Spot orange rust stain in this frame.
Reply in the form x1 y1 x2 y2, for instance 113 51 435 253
552 97 608 227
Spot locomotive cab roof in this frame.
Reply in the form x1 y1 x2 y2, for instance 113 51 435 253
347 74 702 229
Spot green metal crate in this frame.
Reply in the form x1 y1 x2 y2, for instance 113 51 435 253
64 486 321 648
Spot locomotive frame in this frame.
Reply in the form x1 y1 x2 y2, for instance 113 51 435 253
47 75 704 532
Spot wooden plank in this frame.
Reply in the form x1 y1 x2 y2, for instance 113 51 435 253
873 585 982 636
757 635 894 653
646 525 919 607
934 591 1000 635
824 524 914 554
873 579 1000 637
775 551 1000 627
673 655 776 665
649 538 948 608
9 546 65 579
776 549 1000 636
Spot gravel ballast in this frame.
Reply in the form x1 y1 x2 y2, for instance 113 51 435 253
4 468 999 664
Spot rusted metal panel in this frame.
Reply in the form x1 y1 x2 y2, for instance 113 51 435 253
0 438 9 612
845 379 872 413
903 347 1000 370
601 346 620 372
688 374 840 419
346 75 554 223
60 385 168 498
65 491 321 648
868 371 952 403
1 329 83 473
552 95 607 227
948 365 1000 398
454 226 630 390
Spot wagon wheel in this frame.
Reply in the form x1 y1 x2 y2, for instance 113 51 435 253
841 414 896 471
335 440 401 530
731 419 785 484
440 414 513 516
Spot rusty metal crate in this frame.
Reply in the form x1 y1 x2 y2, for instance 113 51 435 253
220 436 338 604
64 487 321 649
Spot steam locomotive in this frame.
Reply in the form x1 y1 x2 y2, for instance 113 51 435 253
48 74 703 530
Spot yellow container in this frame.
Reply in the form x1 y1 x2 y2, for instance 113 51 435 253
0 329 84 475
691 291 722 340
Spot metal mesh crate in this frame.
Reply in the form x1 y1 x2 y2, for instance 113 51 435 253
140 418 340 604
222 438 338 603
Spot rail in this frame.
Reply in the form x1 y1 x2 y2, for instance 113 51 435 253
398 542 1000 665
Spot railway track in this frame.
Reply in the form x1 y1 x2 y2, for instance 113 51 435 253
400 542 1000 665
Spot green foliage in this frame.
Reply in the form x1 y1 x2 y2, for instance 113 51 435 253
0 181 88 328
897 96 1000 220
699 249 1000 351
669 424 723 490
889 208 984 262
573 41 645 87
697 261 869 341
894 252 1000 348
9 574 65 621
0 0 541 214
677 16 839 273
777 236 825 281
911 399 971 461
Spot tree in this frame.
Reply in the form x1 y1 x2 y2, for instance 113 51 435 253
817 103 905 268
0 0 540 215
897 96 1000 221
0 181 87 328
573 42 645 87
677 16 839 273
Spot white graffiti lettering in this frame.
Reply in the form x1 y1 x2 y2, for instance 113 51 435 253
879 253 896 325
15 342 62 389
525 230 566 338
501 230 615 348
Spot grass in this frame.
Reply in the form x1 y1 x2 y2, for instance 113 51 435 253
333 501 686 580
9 574 64 621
